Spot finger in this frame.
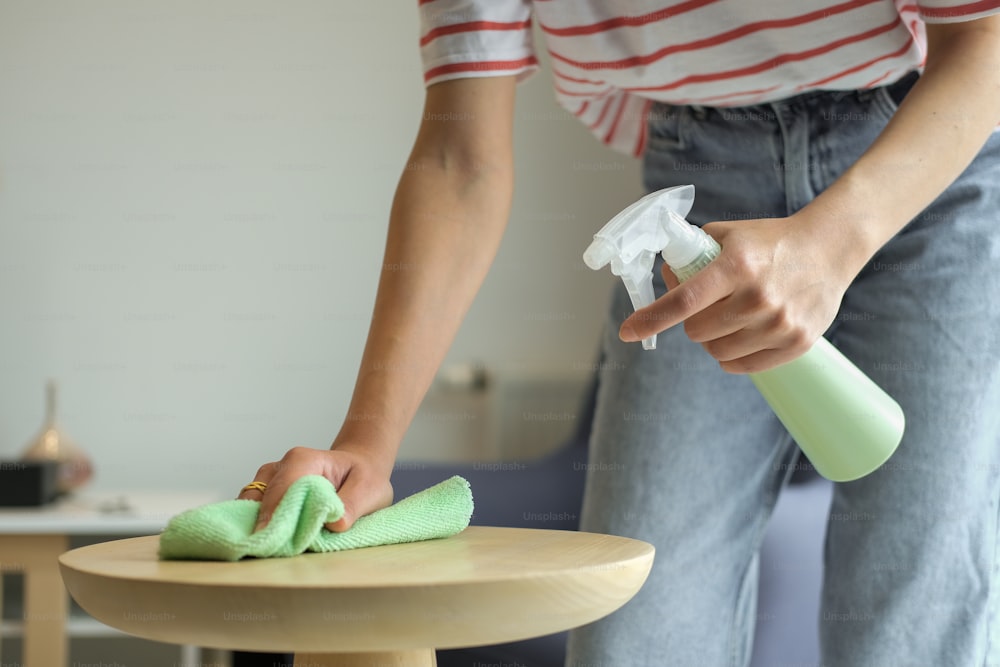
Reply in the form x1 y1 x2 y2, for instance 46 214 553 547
681 295 755 343
325 472 394 533
703 310 815 364
237 464 275 500
621 263 733 342
717 345 804 375
711 323 816 373
253 465 297 532
701 329 771 365
237 483 266 500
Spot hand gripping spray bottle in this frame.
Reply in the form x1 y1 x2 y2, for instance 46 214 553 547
583 185 905 482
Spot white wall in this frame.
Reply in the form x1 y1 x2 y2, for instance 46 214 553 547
0 2 642 492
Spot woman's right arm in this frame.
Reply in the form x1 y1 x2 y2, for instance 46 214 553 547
243 76 519 531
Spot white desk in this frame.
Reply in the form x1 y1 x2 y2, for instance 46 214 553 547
0 490 222 667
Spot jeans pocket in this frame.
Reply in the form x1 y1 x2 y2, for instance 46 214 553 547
645 102 687 152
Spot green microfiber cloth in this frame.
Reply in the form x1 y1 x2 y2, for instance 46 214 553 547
158 475 473 561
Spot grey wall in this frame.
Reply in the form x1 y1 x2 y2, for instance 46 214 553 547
0 2 642 493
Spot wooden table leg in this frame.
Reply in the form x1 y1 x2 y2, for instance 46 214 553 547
5 534 70 667
0 569 4 659
294 649 437 666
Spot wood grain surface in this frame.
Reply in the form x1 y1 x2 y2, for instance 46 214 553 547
59 526 654 654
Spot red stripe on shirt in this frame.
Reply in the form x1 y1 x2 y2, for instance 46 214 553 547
555 83 613 97
548 0 883 71
539 0 720 37
424 57 539 82
633 99 654 157
589 96 616 130
553 69 607 85
603 94 629 144
626 18 902 93
863 70 896 87
800 39 913 88
920 0 1000 18
420 20 532 47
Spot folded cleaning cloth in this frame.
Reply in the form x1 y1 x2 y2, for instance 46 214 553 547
158 475 473 561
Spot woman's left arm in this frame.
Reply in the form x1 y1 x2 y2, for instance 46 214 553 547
806 15 1000 269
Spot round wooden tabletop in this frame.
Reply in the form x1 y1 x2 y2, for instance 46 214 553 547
59 526 654 654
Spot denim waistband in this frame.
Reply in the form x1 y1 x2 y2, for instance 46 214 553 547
677 70 920 113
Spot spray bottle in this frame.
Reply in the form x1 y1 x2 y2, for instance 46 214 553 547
583 185 904 482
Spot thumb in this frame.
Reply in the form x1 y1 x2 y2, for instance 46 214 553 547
324 473 394 533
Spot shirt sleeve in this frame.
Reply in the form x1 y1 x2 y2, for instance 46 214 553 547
916 0 1000 23
418 0 539 87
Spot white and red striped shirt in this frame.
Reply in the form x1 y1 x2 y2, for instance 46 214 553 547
418 0 1000 156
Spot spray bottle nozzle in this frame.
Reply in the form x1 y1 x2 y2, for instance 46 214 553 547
583 185 713 350
582 239 618 271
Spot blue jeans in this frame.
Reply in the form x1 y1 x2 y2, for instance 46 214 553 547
565 76 1000 667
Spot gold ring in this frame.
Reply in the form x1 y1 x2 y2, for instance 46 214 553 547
241 481 268 494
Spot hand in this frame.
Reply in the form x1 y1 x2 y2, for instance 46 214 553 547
619 215 853 373
238 444 394 533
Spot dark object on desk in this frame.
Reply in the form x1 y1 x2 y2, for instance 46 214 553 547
0 459 60 506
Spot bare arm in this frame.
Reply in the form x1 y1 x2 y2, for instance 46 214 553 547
244 76 519 529
805 16 1000 273
622 16 1000 373
336 76 517 457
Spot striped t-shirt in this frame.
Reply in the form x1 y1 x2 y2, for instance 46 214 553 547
418 0 1000 156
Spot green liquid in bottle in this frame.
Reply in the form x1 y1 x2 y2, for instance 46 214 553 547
671 239 904 482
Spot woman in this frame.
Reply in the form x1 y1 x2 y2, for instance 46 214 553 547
243 3 1000 664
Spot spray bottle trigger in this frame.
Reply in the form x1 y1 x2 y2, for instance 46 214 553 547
613 249 659 350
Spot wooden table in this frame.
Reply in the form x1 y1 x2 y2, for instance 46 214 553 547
0 491 221 666
59 526 655 666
